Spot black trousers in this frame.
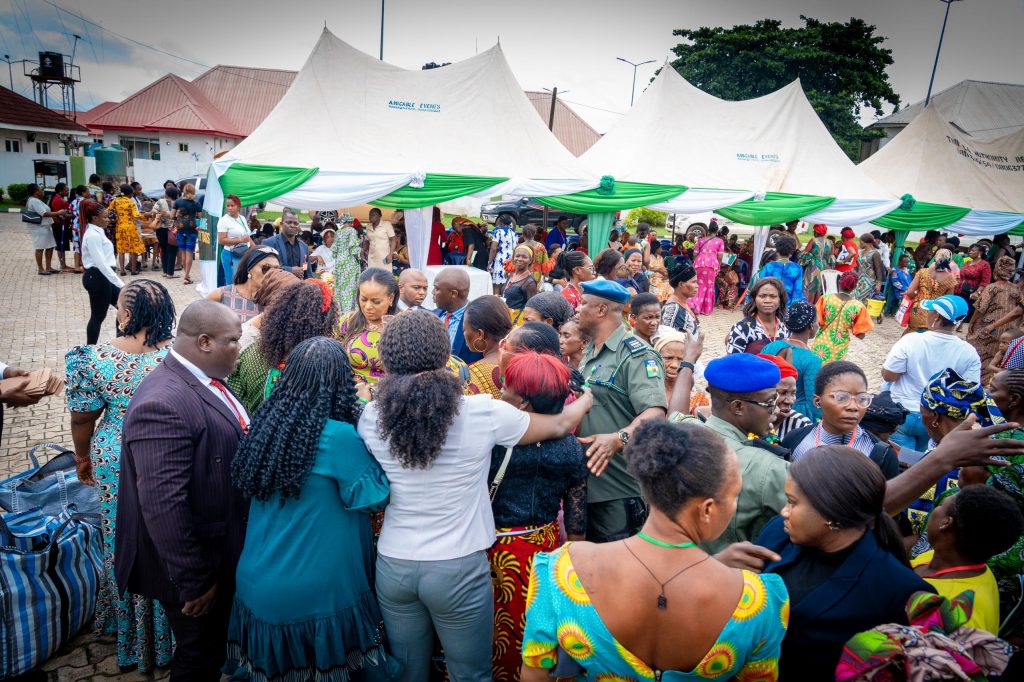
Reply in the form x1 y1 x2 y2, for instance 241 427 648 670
160 587 233 682
51 221 71 252
156 228 178 275
82 268 120 344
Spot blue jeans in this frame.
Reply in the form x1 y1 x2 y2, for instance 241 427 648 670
892 410 931 452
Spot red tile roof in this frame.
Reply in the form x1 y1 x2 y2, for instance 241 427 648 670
84 74 241 137
83 68 601 155
0 86 90 133
525 91 601 156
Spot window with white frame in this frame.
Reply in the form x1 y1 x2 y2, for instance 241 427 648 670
178 142 189 152
118 136 161 162
35 141 50 154
4 139 21 153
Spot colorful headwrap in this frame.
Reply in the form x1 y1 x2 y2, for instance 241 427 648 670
308 278 334 314
813 223 828 236
840 227 856 239
1003 336 1024 370
995 255 1017 280
756 353 798 380
514 244 535 261
920 368 1004 426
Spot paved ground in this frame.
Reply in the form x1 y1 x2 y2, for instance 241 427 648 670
0 210 907 678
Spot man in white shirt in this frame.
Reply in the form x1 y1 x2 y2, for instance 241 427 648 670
397 268 428 310
364 208 396 270
882 294 981 450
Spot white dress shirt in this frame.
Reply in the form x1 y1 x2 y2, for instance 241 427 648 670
81 224 124 287
169 349 250 427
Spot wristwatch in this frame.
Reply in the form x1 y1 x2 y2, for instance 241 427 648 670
617 430 630 447
677 361 695 373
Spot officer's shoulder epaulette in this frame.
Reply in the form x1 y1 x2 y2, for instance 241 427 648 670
622 335 651 356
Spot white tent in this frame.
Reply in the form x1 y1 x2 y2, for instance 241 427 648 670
579 68 901 227
860 104 1024 233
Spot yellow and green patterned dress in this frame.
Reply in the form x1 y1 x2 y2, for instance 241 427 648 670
811 294 874 362
522 544 789 680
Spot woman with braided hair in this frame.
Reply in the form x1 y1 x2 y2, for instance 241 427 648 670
227 337 398 681
65 279 175 671
227 278 339 413
357 311 593 682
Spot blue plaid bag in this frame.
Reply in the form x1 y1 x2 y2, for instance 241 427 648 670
0 444 100 517
0 507 103 677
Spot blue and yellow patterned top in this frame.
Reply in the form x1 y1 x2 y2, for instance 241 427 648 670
522 544 790 680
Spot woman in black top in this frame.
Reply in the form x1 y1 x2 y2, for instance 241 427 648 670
488 350 588 679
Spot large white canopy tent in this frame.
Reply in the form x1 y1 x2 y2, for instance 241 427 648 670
860 104 1024 235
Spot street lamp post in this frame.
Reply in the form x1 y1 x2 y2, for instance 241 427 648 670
379 0 385 60
616 57 655 107
925 0 963 106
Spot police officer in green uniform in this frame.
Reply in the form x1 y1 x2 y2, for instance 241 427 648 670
577 279 667 542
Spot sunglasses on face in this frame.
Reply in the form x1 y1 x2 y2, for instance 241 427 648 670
259 263 279 274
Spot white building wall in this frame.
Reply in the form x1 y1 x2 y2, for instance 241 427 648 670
100 129 239 188
0 128 91 192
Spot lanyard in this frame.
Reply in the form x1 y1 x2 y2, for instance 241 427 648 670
926 563 987 578
209 379 248 434
756 316 777 340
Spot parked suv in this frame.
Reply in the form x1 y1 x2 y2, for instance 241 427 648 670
480 197 586 228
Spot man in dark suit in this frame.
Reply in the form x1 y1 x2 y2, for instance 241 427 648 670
262 209 313 279
116 300 248 680
432 267 482 363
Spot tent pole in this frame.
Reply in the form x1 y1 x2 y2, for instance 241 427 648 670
379 0 385 60
541 87 558 231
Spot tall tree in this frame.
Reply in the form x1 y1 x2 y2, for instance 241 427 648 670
670 16 900 160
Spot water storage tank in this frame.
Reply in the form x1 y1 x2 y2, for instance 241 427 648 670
94 146 127 177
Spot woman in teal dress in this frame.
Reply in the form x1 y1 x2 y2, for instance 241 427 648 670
227 336 399 681
65 279 175 672
762 301 822 421
521 420 788 681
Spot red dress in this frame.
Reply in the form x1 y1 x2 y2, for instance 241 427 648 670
428 220 445 266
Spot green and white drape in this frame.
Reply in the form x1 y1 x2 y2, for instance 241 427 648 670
204 161 1024 272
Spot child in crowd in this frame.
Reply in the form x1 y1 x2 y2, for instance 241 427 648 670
912 486 1024 634
716 264 740 310
988 328 1024 380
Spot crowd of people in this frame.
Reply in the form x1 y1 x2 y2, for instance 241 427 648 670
9 194 1024 681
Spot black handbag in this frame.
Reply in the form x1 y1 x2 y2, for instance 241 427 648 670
21 210 42 225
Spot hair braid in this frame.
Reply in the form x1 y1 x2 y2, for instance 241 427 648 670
120 279 176 346
232 337 358 504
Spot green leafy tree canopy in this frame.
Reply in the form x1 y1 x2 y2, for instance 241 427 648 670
625 207 667 229
670 16 899 160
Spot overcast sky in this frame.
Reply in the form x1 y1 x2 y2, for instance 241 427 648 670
1 0 1021 133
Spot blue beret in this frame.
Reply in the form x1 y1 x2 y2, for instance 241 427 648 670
705 354 781 393
581 279 632 304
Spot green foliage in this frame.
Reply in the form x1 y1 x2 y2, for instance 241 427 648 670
625 207 667 229
6 184 29 204
669 16 899 160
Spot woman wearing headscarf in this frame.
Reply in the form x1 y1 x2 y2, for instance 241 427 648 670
205 247 281 323
972 256 1024 379
853 232 887 302
763 301 822 420
903 248 958 333
811 271 873 362
503 244 538 325
659 261 700 336
835 227 860 274
957 243 991 316
622 247 650 293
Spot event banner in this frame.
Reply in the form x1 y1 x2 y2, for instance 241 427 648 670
198 212 218 261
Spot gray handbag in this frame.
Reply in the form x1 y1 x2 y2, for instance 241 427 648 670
0 444 100 518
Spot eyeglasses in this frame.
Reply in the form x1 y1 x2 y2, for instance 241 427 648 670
828 391 874 408
735 396 778 410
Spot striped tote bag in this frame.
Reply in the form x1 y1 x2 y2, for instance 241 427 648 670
0 507 103 677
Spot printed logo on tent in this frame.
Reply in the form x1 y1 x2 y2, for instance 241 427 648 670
736 153 781 163
388 100 442 113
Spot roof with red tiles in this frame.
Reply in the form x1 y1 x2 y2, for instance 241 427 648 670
190 66 296 137
0 86 90 133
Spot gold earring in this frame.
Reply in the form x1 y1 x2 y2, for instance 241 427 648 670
826 520 841 531
118 321 127 333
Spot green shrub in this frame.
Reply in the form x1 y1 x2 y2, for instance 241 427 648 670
624 207 667 229
6 183 29 204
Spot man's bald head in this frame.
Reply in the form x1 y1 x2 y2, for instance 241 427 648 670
175 301 243 379
398 268 429 308
432 267 471 313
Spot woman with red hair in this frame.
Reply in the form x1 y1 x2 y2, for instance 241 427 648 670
217 193 253 284
799 224 834 303
488 351 588 680
811 270 873 362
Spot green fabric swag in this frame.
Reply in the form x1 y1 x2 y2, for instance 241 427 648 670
537 181 688 213
870 201 971 231
372 174 508 209
586 213 616 256
217 163 319 209
716 193 836 226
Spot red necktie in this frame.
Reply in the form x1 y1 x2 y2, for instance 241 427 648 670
209 379 248 434
444 311 453 326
